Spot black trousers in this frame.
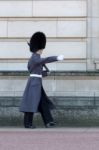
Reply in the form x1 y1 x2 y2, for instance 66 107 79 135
24 112 33 127
38 96 54 125
39 86 54 125
24 87 54 127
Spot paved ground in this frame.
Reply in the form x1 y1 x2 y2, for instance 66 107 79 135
0 127 99 150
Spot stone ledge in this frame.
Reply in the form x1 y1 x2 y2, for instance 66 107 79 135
0 96 98 109
0 71 99 76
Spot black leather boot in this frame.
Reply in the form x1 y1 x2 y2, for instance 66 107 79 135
45 121 56 128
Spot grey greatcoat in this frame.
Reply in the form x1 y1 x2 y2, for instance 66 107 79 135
20 53 57 113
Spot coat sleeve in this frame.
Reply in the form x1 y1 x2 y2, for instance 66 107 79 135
34 56 58 65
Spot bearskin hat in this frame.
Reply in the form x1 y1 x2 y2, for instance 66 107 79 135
29 32 46 53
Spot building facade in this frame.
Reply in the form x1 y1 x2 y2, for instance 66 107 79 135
0 0 93 71
0 0 99 125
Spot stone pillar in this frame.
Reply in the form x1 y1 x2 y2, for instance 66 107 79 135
91 0 99 70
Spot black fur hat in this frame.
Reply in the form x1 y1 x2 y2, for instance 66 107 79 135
29 32 46 53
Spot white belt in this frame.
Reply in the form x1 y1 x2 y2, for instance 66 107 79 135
30 74 42 78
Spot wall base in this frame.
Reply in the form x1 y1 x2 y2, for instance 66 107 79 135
0 97 99 127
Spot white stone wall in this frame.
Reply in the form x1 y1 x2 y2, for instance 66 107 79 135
0 0 98 71
0 0 88 71
0 1 99 97
0 76 99 97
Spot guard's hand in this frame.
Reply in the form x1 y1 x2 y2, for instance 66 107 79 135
57 55 64 61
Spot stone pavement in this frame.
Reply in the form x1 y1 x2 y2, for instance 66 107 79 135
0 127 99 150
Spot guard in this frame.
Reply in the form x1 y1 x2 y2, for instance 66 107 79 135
20 31 64 128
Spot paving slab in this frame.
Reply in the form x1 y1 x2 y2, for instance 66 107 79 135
0 127 99 150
